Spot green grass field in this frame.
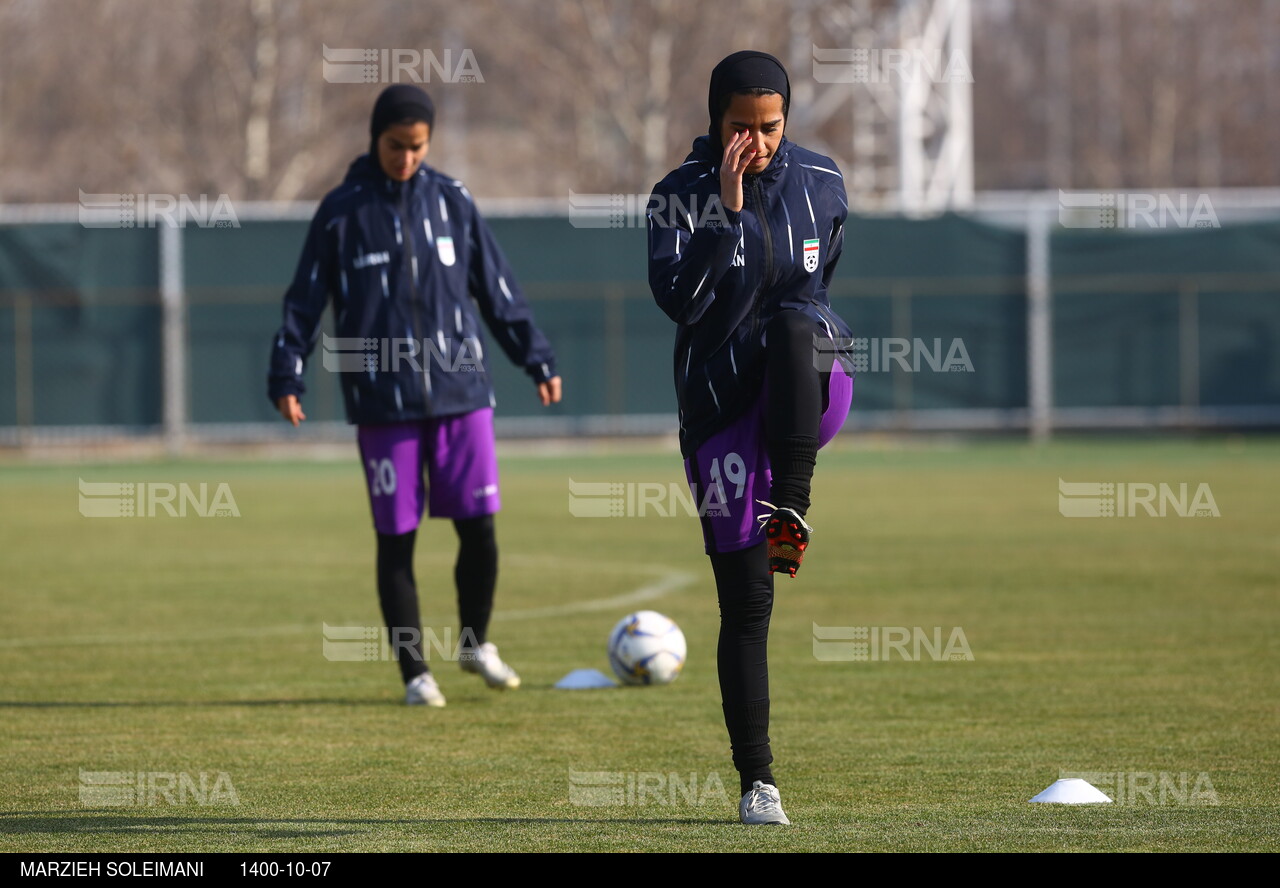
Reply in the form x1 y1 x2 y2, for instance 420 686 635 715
2 436 1278 853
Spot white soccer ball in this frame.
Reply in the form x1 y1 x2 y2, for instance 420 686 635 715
607 610 687 686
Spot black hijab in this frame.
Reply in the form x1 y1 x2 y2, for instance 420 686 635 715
706 50 791 152
369 84 436 155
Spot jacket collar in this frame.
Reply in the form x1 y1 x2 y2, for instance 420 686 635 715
345 154 431 196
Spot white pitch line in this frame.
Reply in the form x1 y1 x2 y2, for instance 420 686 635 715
0 568 697 649
493 569 695 621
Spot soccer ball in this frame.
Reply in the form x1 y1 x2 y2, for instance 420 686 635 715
607 610 687 686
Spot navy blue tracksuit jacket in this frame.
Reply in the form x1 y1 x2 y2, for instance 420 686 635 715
648 135 855 457
268 154 557 424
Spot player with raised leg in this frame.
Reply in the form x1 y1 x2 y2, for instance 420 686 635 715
648 51 856 824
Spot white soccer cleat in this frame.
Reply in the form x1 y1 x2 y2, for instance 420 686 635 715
739 781 791 825
459 641 521 690
404 672 446 707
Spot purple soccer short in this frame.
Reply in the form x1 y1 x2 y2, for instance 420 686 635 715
683 368 853 554
356 408 501 535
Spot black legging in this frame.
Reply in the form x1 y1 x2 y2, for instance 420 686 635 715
714 309 828 794
712 542 776 793
764 308 825 516
375 515 497 683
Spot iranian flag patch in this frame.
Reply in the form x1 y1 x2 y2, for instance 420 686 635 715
802 238 820 272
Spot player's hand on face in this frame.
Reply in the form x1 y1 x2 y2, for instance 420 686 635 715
537 376 562 407
277 394 306 426
719 129 756 213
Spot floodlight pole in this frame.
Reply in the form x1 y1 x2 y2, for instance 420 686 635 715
160 225 187 456
1027 198 1053 442
794 0 974 213
897 0 974 214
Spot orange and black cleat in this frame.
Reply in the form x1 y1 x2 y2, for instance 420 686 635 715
756 500 813 577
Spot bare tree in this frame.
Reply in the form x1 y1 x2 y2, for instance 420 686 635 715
0 0 1276 202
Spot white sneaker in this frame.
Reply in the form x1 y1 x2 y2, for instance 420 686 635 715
739 781 791 825
459 641 521 690
404 673 446 707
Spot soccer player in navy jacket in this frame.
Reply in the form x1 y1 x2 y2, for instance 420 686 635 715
648 52 856 824
269 84 562 708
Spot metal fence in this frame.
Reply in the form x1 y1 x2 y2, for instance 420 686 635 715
1 191 1279 452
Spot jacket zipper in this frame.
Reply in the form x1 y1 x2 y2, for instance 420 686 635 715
398 183 430 409
749 175 773 338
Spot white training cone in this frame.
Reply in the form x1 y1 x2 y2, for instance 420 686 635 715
1029 778 1113 804
554 668 618 689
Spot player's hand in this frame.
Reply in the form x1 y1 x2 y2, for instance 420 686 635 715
719 129 755 213
537 376 562 406
276 394 306 426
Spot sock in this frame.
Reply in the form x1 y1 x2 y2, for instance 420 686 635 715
454 514 497 649
767 435 818 517
376 530 426 684
709 542 777 793
723 701 776 794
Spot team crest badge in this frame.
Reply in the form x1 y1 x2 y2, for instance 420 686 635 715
437 235 456 266
802 238 820 273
